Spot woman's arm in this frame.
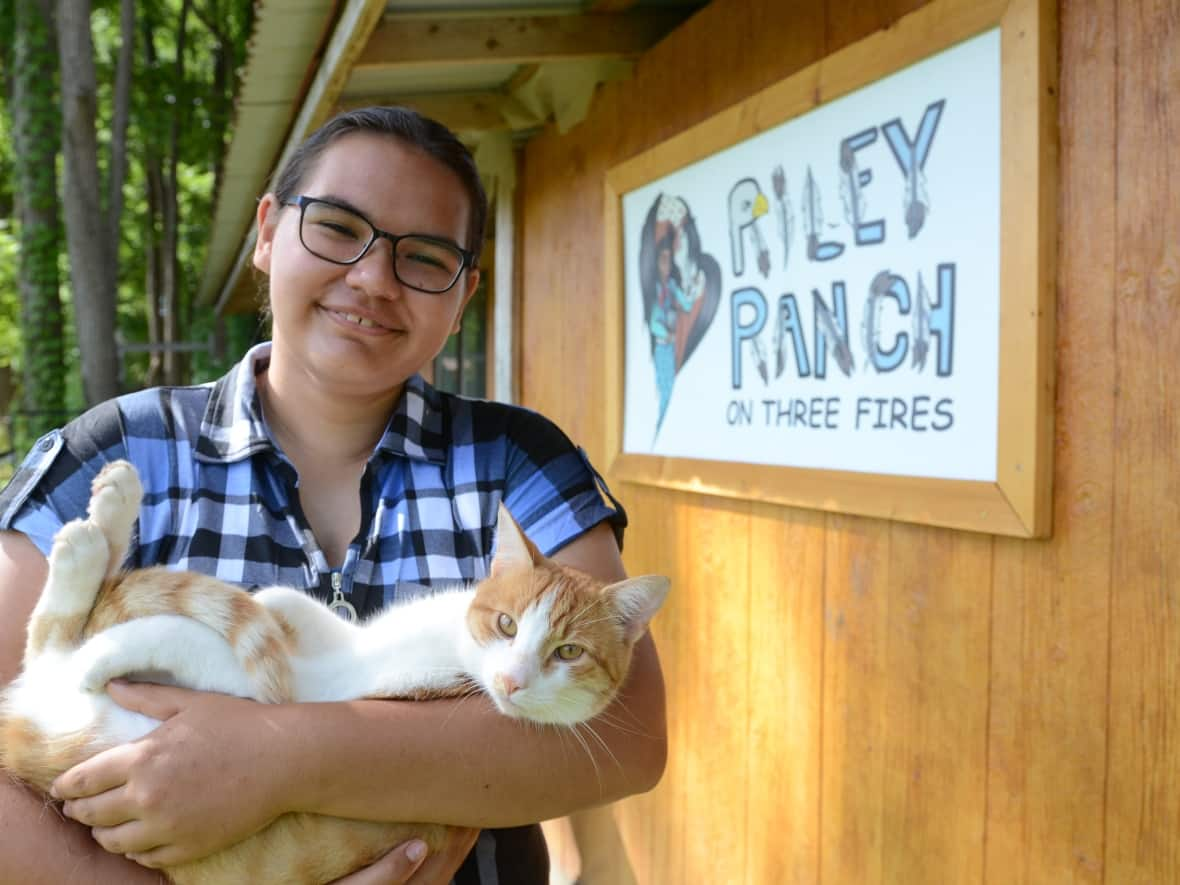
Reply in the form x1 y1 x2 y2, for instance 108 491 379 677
0 531 165 884
53 522 668 865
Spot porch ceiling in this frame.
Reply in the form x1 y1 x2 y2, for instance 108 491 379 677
200 0 708 316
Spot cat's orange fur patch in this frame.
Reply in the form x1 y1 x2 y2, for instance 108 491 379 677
0 716 96 794
25 610 91 656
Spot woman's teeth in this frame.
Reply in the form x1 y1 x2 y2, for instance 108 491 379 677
340 311 380 328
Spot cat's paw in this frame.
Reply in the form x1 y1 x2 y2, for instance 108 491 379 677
89 462 142 575
89 461 143 529
48 519 110 589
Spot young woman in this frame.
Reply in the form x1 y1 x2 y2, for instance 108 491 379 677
0 107 666 884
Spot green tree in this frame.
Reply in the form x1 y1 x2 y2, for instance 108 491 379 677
0 0 255 423
56 0 132 406
10 0 66 442
130 0 253 386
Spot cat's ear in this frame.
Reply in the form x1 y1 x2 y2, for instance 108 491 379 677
605 575 670 644
490 504 538 576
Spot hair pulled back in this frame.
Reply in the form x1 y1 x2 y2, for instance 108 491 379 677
269 106 488 262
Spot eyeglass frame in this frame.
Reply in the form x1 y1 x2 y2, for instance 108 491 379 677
282 194 478 294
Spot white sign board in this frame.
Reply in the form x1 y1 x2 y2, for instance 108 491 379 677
620 29 1001 481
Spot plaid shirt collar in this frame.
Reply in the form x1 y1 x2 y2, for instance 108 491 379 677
194 342 449 466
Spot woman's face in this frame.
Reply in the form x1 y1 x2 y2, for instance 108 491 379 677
253 132 479 399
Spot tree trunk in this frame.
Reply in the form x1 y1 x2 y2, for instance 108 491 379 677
12 0 65 439
140 12 163 387
144 151 166 388
56 0 120 405
107 0 134 262
161 0 192 386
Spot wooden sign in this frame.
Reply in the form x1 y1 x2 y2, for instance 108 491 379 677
603 0 1056 536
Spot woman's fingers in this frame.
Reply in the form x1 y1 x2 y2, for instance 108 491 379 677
328 839 429 884
407 828 480 885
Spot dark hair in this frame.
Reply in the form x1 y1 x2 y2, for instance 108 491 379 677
655 230 681 284
269 106 488 263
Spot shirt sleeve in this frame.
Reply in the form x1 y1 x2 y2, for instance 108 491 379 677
500 407 627 557
0 400 129 556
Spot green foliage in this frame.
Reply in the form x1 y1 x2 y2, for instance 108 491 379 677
10 0 68 445
0 222 20 368
0 0 257 438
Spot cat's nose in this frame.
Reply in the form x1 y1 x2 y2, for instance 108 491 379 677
495 674 521 696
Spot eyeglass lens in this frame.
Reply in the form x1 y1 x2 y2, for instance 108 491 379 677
299 199 464 293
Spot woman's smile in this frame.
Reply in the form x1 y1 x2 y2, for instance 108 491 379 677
320 304 399 334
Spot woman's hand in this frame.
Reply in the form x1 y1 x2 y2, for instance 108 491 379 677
330 828 479 885
52 681 288 866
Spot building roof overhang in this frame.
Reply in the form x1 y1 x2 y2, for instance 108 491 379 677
200 0 708 315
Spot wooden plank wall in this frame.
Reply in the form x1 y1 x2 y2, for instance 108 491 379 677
518 0 1180 881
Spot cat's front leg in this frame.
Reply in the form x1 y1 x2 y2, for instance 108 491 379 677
74 630 139 694
74 615 263 699
26 519 110 657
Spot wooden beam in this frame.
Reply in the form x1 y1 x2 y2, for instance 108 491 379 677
334 91 514 132
505 64 542 93
491 149 518 404
590 0 642 11
354 12 682 72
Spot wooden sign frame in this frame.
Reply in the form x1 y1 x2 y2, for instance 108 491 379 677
603 0 1056 537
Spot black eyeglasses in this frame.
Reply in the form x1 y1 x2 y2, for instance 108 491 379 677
284 195 476 294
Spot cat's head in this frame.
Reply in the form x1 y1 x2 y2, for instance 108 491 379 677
467 505 669 725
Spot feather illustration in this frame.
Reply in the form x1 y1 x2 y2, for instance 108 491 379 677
816 303 854 377
904 162 930 238
774 311 786 378
771 165 793 269
751 335 770 385
753 224 770 277
862 271 893 372
802 166 824 261
912 272 931 371
838 142 866 233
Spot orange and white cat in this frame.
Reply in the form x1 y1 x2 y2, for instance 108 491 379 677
0 460 668 885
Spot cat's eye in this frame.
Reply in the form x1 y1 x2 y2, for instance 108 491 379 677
497 613 517 638
555 644 583 661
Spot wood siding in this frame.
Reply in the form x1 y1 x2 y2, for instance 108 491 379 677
518 0 1179 881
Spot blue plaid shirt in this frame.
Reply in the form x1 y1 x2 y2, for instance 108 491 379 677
0 343 625 619
0 342 620 882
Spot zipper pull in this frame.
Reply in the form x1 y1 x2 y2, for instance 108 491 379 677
327 570 358 623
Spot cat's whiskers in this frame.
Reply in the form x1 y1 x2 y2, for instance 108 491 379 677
566 611 615 629
566 722 602 787
593 692 659 736
439 681 483 729
562 602 616 632
576 720 625 776
586 707 654 740
549 721 577 769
